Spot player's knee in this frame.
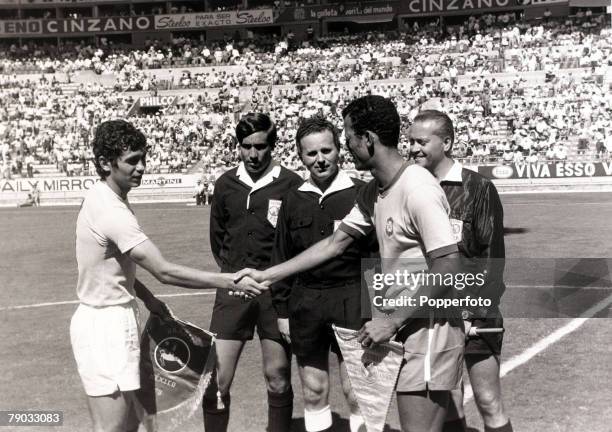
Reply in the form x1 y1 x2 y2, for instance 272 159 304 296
264 365 291 393
303 386 327 408
475 388 502 415
302 379 328 409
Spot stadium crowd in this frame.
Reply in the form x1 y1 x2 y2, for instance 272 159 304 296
1 14 609 77
0 14 611 182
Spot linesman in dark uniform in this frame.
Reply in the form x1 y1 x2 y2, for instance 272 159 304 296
270 115 376 432
408 110 513 432
205 113 303 432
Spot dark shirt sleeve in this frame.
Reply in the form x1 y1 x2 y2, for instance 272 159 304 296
473 180 505 303
209 180 226 269
270 199 295 318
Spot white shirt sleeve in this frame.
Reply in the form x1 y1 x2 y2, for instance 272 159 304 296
98 204 149 254
339 202 374 238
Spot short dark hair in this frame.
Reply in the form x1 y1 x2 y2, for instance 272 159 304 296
92 120 147 179
295 115 341 155
235 113 277 148
413 110 455 147
341 95 400 148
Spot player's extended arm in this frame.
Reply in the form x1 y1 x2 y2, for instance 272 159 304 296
236 228 355 285
128 239 266 296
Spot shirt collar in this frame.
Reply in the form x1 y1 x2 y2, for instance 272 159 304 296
298 169 354 203
440 160 463 184
236 161 281 190
379 161 410 196
236 161 281 208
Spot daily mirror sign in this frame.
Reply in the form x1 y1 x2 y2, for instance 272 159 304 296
154 9 273 30
0 174 197 194
479 162 612 179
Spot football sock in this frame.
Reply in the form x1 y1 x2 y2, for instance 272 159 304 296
304 405 332 432
267 387 293 432
442 417 468 432
203 392 231 432
349 412 366 432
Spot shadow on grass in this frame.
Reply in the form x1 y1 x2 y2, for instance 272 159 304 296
291 412 401 432
504 227 529 235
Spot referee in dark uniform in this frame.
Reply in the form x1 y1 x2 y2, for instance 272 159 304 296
205 113 303 432
409 110 512 432
270 115 376 432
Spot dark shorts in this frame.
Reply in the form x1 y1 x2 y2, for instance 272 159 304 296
465 309 504 356
209 289 281 341
289 284 364 358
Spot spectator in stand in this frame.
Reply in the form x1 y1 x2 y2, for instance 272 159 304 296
1 15 611 178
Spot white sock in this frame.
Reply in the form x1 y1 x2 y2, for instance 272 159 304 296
304 405 332 432
349 412 366 432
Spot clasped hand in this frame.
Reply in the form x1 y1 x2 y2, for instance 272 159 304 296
229 268 269 299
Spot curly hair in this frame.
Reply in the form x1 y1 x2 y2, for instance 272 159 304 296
235 113 277 148
341 95 400 148
92 120 148 179
295 114 341 155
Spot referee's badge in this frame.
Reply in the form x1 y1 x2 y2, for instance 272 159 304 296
450 218 463 242
385 217 394 237
267 199 282 227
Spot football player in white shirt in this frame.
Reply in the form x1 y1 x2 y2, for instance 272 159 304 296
72 120 265 432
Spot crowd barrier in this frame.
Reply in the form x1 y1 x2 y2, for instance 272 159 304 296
3 167 612 207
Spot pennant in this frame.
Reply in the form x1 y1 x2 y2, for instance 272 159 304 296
136 313 216 431
333 325 404 432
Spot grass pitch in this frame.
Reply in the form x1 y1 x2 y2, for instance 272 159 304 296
1 193 611 431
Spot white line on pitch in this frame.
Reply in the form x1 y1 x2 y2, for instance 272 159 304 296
505 201 612 205
506 284 611 290
157 292 216 298
464 291 612 403
0 291 216 311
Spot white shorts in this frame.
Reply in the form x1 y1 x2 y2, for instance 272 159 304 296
70 301 141 397
395 317 464 392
